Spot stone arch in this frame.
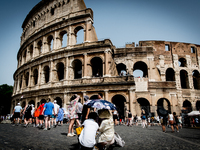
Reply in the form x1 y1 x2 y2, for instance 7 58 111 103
179 57 187 67
59 30 68 47
54 97 63 107
192 70 200 90
196 100 200 111
25 72 29 87
56 62 64 81
37 40 43 54
74 26 84 44
133 61 148 78
166 68 175 81
183 100 192 112
112 94 127 119
90 57 103 77
33 69 38 85
180 70 189 89
43 65 50 83
137 98 150 116
157 98 171 113
72 59 82 79
116 63 127 76
47 35 54 51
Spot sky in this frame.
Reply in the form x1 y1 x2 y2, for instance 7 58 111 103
0 0 200 86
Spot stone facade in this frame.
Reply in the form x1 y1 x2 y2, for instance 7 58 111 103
12 0 200 117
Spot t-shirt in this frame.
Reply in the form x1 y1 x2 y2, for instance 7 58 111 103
44 102 54 116
79 119 99 148
38 104 45 115
76 102 83 113
53 103 60 114
14 106 22 113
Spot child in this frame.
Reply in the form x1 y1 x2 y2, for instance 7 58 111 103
79 112 99 150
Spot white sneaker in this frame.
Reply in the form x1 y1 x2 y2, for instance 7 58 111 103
67 133 74 137
72 133 76 136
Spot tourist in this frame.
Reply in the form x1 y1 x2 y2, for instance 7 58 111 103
141 109 147 128
161 116 167 132
173 112 179 132
56 106 64 126
23 104 33 127
42 98 55 130
76 98 83 123
81 95 91 124
97 109 115 150
33 104 40 127
31 104 35 126
127 110 132 127
178 115 182 129
12 103 22 126
79 112 99 150
67 94 80 137
168 113 174 132
112 109 118 126
51 100 60 128
38 101 45 128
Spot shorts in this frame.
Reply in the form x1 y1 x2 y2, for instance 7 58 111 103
14 112 20 118
51 115 57 118
39 115 44 120
24 113 32 120
113 115 118 120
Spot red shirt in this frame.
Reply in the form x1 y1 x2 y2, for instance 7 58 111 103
38 103 45 115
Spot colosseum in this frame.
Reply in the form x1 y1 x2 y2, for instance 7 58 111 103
12 0 200 118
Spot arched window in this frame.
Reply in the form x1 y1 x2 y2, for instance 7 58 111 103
133 61 148 78
44 66 50 83
116 63 127 76
166 68 175 81
23 50 27 63
157 98 171 113
56 62 64 81
180 70 189 89
47 35 54 51
25 72 29 87
183 100 192 112
37 40 42 54
137 98 150 115
33 69 38 85
91 57 103 77
72 59 82 79
179 58 187 67
29 45 33 59
74 26 84 44
60 31 68 47
112 95 126 118
19 75 23 89
193 70 200 89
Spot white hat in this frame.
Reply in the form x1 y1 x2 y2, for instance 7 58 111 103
54 100 57 103
17 103 20 105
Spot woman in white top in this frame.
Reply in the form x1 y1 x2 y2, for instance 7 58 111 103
168 113 174 132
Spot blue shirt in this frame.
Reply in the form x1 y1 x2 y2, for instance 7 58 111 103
14 106 22 112
44 102 54 115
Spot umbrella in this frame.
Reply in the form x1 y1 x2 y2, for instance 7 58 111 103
187 111 200 116
87 99 116 110
157 107 168 117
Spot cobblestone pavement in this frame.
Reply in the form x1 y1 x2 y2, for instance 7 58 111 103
0 123 200 150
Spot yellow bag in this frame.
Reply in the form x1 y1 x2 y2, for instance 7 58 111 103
76 126 83 136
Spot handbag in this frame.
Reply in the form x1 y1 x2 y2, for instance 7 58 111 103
75 126 83 136
114 132 125 147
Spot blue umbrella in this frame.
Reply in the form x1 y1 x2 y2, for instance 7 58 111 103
87 99 116 110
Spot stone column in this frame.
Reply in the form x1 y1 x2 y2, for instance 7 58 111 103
104 90 109 101
50 60 54 83
64 92 70 110
54 31 61 49
38 64 42 86
85 19 92 42
82 91 86 104
150 93 157 116
188 72 194 89
170 93 178 113
65 57 69 80
129 89 136 115
83 53 88 78
104 49 110 77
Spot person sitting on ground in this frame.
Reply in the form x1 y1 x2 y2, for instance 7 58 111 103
79 112 99 150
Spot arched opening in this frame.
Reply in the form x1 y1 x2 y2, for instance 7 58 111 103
28 100 35 105
183 100 192 113
47 35 54 51
60 31 68 47
193 70 200 89
137 98 150 116
196 101 200 111
29 45 33 58
33 69 38 85
75 26 84 44
25 72 29 87
166 68 175 81
157 98 171 114
54 97 63 107
40 99 46 104
180 70 189 89
19 75 23 89
23 50 27 63
44 66 50 83
179 58 187 67
112 95 126 119
116 63 127 76
72 59 82 79
56 62 64 81
91 57 103 77
37 40 42 54
133 61 148 78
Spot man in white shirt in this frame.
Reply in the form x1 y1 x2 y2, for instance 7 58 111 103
13 103 22 125
51 100 60 127
79 112 99 149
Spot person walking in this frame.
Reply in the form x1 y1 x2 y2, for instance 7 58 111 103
76 98 83 123
56 106 64 126
42 98 55 130
173 112 179 132
81 95 91 124
38 101 45 128
168 113 174 132
127 110 132 127
23 104 33 127
51 100 60 128
12 103 22 126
